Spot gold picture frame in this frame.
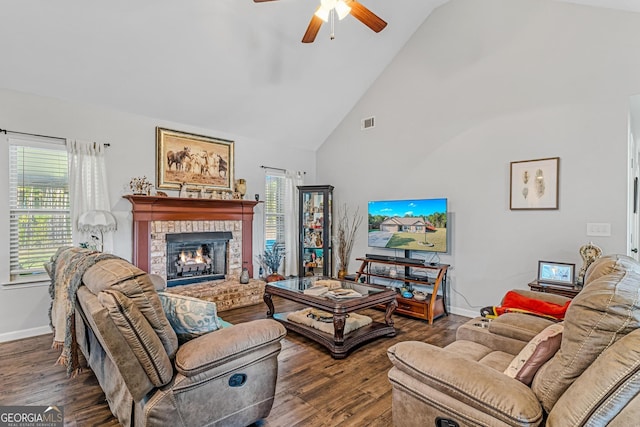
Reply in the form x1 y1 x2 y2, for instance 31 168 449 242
510 157 559 210
156 127 234 191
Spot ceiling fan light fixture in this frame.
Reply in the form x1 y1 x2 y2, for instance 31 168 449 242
335 0 351 20
314 5 331 22
314 0 350 22
257 0 387 43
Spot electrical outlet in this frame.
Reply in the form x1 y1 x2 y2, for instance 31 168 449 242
586 223 611 237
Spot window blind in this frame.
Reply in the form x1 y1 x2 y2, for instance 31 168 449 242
9 143 71 278
264 174 286 250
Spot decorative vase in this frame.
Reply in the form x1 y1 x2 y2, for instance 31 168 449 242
265 273 285 283
240 268 250 284
234 179 247 199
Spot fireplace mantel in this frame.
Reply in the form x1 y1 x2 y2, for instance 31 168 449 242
124 195 260 276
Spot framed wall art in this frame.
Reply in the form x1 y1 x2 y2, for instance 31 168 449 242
537 261 575 286
510 157 559 210
156 127 234 191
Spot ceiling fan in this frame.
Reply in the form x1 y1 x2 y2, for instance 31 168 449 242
254 0 388 43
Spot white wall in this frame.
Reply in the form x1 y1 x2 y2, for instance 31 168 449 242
0 88 316 340
3 0 640 340
318 0 640 317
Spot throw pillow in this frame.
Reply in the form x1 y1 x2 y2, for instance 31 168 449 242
218 318 233 329
149 274 167 291
504 323 564 385
158 292 222 342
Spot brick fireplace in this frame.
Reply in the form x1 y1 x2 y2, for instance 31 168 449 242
124 195 259 281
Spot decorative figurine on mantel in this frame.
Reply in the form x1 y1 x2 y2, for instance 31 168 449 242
129 176 153 195
234 178 247 199
179 182 188 198
577 241 602 287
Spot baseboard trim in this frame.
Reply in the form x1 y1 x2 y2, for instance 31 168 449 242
0 325 51 343
448 306 479 319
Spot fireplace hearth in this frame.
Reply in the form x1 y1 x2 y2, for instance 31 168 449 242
166 231 232 286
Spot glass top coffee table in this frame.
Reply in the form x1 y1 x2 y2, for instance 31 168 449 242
264 277 398 358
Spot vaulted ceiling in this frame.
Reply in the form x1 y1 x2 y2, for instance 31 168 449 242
1 0 638 151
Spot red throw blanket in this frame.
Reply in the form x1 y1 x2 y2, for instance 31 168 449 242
482 290 571 321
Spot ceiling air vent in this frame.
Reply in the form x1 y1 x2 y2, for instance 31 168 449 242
361 116 375 130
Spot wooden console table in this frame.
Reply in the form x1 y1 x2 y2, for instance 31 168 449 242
354 257 449 324
528 280 581 299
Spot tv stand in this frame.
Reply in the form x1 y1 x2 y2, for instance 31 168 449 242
365 253 425 265
355 257 449 324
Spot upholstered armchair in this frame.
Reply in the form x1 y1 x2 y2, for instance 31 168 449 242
387 254 640 426
49 248 286 427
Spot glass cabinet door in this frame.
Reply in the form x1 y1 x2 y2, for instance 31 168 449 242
298 185 333 277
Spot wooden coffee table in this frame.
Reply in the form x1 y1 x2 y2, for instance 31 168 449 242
264 277 398 358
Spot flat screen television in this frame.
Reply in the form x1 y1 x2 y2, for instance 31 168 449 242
368 198 448 253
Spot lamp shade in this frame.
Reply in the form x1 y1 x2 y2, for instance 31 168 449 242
77 210 117 233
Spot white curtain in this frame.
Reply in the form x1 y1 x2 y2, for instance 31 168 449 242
283 170 304 276
66 140 113 251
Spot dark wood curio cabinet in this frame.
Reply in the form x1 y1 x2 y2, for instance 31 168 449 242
298 185 333 277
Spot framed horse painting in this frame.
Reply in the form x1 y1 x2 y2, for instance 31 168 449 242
156 127 234 192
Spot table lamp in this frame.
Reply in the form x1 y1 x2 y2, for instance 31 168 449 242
77 210 117 252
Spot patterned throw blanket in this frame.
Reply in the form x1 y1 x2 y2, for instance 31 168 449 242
47 246 120 377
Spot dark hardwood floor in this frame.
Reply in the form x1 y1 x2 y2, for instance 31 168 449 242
0 297 469 426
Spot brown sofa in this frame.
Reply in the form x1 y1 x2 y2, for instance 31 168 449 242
52 249 286 427
387 254 640 426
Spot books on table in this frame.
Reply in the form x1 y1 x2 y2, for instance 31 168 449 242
303 285 329 296
314 279 343 290
325 289 363 299
303 286 363 299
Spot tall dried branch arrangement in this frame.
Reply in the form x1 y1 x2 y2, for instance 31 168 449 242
334 204 363 272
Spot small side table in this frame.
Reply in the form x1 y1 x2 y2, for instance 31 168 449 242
528 280 581 299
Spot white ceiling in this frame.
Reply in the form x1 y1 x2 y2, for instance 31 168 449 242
561 0 640 13
0 0 638 151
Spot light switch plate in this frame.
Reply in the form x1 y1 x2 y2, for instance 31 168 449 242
586 223 611 237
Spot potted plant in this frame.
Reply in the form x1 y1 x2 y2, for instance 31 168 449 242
333 204 363 279
257 244 285 282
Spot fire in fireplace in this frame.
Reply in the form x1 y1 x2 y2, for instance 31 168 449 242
166 231 232 286
176 246 211 276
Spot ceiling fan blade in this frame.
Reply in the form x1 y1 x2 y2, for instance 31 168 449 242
254 0 279 2
302 14 323 43
346 1 387 33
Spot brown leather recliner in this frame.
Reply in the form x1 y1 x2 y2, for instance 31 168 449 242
387 254 640 426
58 251 287 427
